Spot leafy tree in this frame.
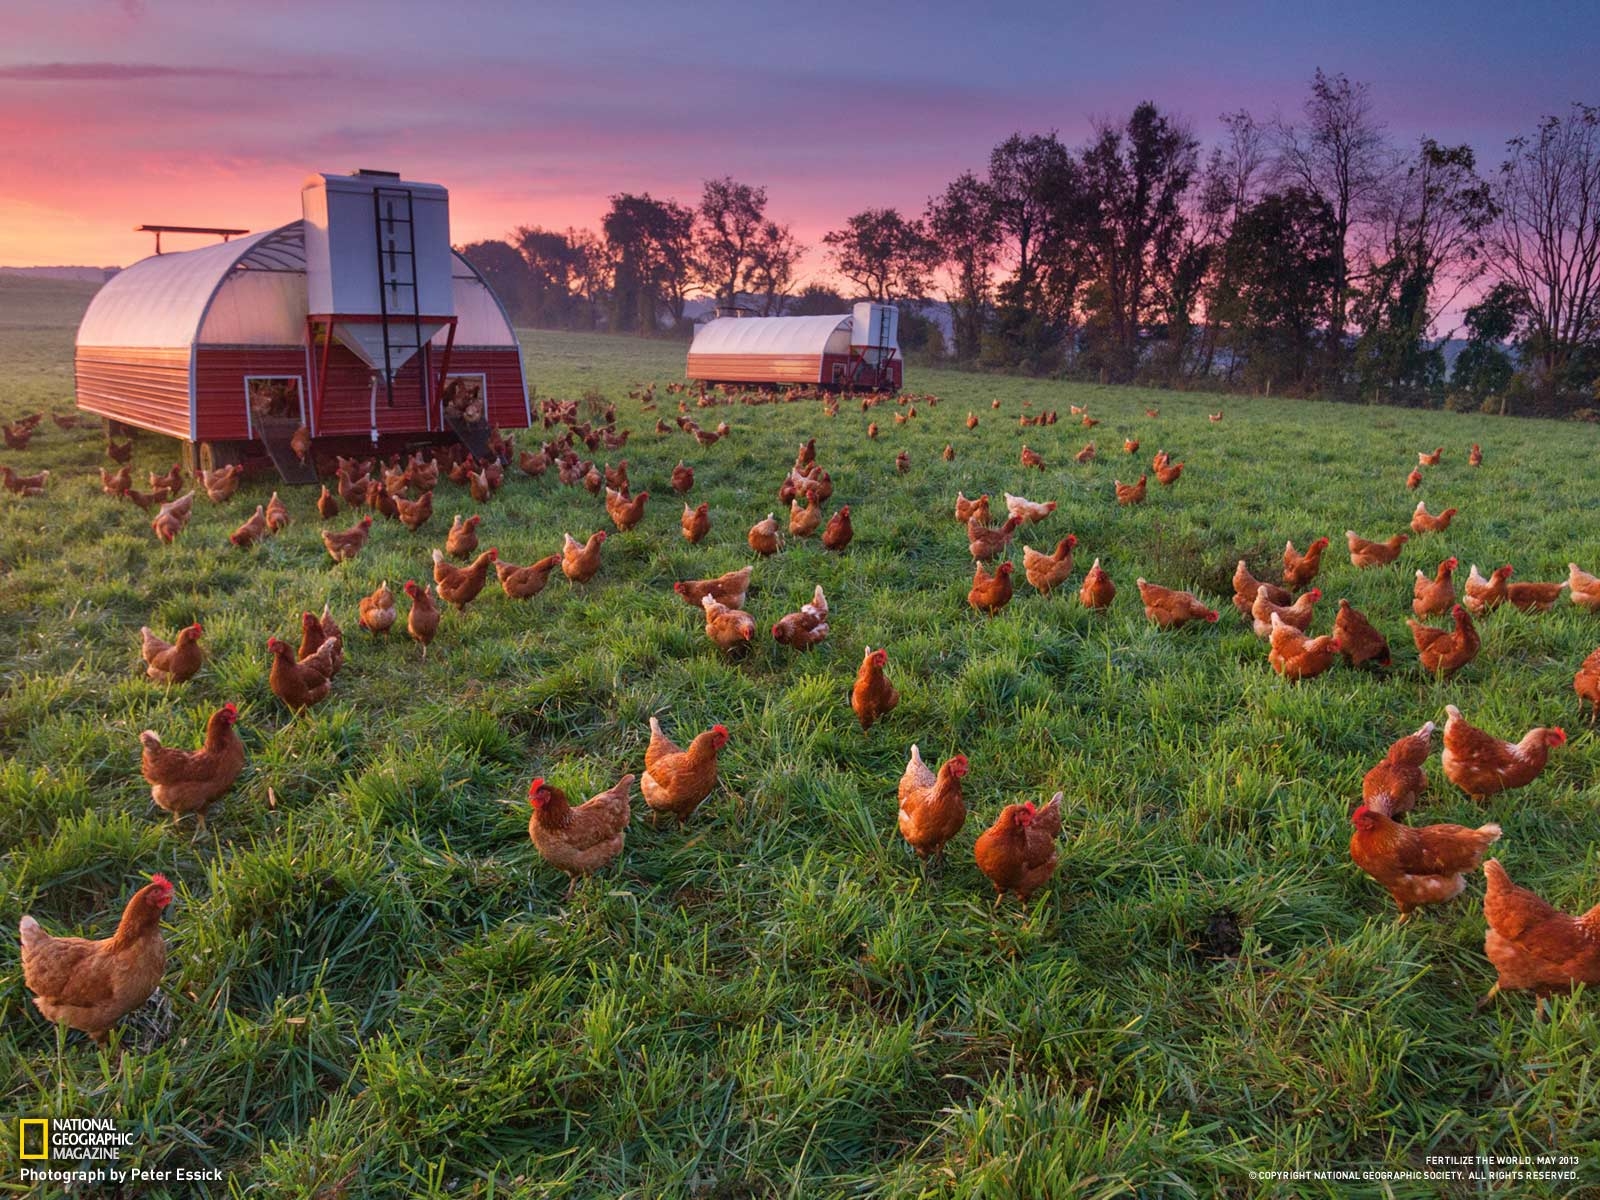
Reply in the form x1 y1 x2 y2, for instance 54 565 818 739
457 239 532 324
747 222 801 315
602 193 693 335
785 283 847 316
692 177 768 305
821 208 935 303
1451 281 1521 408
986 132 1078 363
926 171 1000 361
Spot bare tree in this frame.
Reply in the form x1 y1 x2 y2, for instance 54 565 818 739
1274 70 1395 375
1487 103 1600 390
748 221 801 315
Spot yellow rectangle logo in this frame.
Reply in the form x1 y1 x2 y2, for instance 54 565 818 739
19 1119 48 1160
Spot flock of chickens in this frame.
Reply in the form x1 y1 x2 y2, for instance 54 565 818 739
7 387 1600 1049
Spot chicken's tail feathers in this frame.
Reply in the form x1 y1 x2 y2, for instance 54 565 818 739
1444 704 1464 722
811 584 827 615
1479 823 1504 843
1483 858 1510 893
19 914 41 945
139 729 162 750
431 548 444 565
908 744 924 768
1417 720 1437 738
649 716 663 739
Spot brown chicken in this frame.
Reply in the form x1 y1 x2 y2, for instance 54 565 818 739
199 464 242 503
1233 560 1292 617
1113 475 1148 506
821 506 854 552
967 514 1021 561
562 530 607 582
528 774 634 898
105 437 134 463
1464 564 1512 615
974 792 1062 902
1124 438 1140 454
1072 442 1094 465
851 647 900 731
100 465 132 496
1362 721 1435 817
895 450 910 473
1408 605 1480 675
139 702 245 830
701 593 756 650
1267 613 1340 680
359 581 397 634
1004 493 1056 524
1349 804 1500 921
1023 535 1078 594
967 411 979 429
229 505 267 548
954 491 990 524
1251 585 1320 638
151 491 194 544
790 496 822 537
898 746 968 861
1154 460 1184 486
1469 443 1483 466
404 580 439 655
1506 579 1569 612
264 491 290 533
1412 557 1458 618
140 623 204 684
748 512 781 556
670 461 694 493
322 516 373 562
123 487 167 511
1411 501 1457 534
316 485 341 519
969 560 1015 615
394 489 433 531
1334 599 1392 668
770 585 828 650
432 547 498 611
149 464 183 493
1479 859 1600 1014
1282 537 1330 588
604 460 629 491
1079 558 1115 610
681 502 711 544
1022 444 1046 471
289 424 313 461
1442 704 1565 802
1418 447 1443 467
673 566 751 610
496 554 561 600
641 717 728 825
1577 645 1600 724
606 487 649 531
1567 562 1600 613
1137 579 1218 628
1346 529 1409 568
445 514 481 558
268 637 335 709
1406 468 1423 490
20 875 174 1045
2 465 49 495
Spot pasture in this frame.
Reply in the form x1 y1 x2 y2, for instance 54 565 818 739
2 283 1598 1198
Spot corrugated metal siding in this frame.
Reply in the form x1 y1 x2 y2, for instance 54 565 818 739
195 347 307 440
75 348 193 438
686 352 825 384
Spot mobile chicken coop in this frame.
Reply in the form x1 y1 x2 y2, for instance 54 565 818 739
75 170 530 477
686 302 901 390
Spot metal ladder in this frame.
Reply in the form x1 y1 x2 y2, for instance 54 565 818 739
372 187 426 409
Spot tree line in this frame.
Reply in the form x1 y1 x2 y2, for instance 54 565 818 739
460 73 1600 416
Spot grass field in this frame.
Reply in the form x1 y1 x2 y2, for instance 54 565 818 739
2 281 1599 1198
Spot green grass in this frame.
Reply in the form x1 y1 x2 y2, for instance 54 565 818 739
2 282 1599 1197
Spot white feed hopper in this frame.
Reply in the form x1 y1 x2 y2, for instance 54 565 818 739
851 302 898 366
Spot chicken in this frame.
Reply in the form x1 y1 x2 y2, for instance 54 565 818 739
1233 560 1291 618
1021 444 1046 471
1267 613 1340 680
228 505 267 548
290 424 312 462
770 585 828 650
1568 563 1600 613
1124 438 1140 454
1113 475 1148 506
149 464 183 493
123 487 167 511
528 774 634 898
967 514 1021 561
674 566 751 611
968 560 1015 616
954 491 990 524
199 464 242 503
671 461 694 493
562 530 607 583
394 489 433 532
641 717 728 825
681 502 711 544
1468 443 1483 466
898 746 968 861
50 412 78 429
606 487 649 532
789 496 822 537
402 580 439 655
894 450 910 473
139 623 204 684
1004 493 1056 524
1362 721 1435 817
700 593 755 650
1154 460 1184 486
1346 529 1409 568
322 515 373 562
1208 411 1223 422
1334 599 1392 668
350 581 396 635
966 411 979 429
1137 579 1218 628
139 702 245 830
1406 468 1423 491
1418 447 1443 467
1079 558 1115 610
1408 605 1480 676
748 513 781 556
432 547 498 611
604 460 629 491
1412 557 1459 618
822 506 854 552
19 874 173 1045
942 443 955 461
1 465 49 495
851 647 900 731
1411 501 1457 534
105 437 133 464
1506 579 1570 612
264 491 290 533
268 636 335 709
1072 443 1094 465
1442 704 1566 802
1464 564 1513 615
1349 804 1500 921
445 514 481 559
1479 859 1600 1014
495 554 561 600
974 792 1062 902
316 485 340 520
1251 585 1320 638
1282 537 1330 588
1578 646 1600 724
1023 536 1078 594
151 491 194 544
100 465 132 496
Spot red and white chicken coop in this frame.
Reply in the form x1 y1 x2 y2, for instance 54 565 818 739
686 302 901 390
75 170 530 477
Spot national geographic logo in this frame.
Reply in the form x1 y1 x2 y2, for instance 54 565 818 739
18 1119 48 1160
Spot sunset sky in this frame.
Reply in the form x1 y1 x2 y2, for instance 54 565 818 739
2 0 1593 290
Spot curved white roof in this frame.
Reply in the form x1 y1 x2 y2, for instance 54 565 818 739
78 221 517 350
690 314 853 357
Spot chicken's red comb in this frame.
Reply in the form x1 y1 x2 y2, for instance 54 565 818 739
149 873 172 888
712 723 729 736
1550 728 1568 746
222 702 237 717
1023 801 1037 814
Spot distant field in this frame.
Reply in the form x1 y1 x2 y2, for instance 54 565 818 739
2 278 1598 1197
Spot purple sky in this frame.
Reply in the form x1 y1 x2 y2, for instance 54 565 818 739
2 0 1593 310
